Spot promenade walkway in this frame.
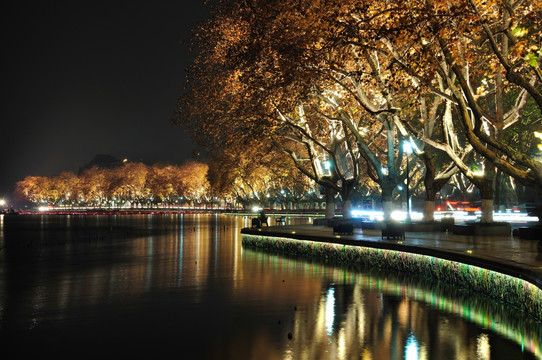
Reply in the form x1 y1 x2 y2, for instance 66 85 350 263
241 224 542 289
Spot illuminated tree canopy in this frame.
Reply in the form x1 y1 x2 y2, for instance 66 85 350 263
174 0 541 221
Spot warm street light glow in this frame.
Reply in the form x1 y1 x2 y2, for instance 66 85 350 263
536 132 542 151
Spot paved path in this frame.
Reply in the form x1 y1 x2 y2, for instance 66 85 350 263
241 224 542 289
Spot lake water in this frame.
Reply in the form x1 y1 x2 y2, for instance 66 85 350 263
0 214 540 359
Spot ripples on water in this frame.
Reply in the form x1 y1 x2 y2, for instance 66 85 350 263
0 214 539 359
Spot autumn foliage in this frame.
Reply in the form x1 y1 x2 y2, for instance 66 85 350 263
173 0 542 220
15 162 210 208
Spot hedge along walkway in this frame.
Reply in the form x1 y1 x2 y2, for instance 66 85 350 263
241 224 542 321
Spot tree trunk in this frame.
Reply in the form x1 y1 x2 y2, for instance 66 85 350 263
479 170 495 223
422 153 437 222
480 198 494 223
342 199 352 219
423 200 435 222
381 180 395 220
325 188 336 219
382 200 393 220
495 169 502 211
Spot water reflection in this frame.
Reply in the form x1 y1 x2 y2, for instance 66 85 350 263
325 287 335 336
0 214 539 359
242 249 541 359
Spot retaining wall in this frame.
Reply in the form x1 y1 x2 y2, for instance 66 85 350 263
242 233 542 321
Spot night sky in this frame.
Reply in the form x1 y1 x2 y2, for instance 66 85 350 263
1 1 211 202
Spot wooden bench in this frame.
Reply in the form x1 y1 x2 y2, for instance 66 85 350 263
381 222 405 239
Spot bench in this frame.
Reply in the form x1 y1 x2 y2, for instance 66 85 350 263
440 217 455 232
381 222 405 239
517 227 542 240
332 220 354 235
251 218 262 228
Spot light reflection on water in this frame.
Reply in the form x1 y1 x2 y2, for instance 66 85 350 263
0 213 539 359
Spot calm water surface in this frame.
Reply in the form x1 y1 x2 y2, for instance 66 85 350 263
0 214 540 359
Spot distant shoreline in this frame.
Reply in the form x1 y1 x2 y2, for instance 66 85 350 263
11 209 326 217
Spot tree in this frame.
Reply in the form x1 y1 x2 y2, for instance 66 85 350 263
377 0 542 221
177 161 210 207
51 171 79 207
177 0 414 218
115 162 149 207
79 166 110 206
15 176 50 205
146 165 179 206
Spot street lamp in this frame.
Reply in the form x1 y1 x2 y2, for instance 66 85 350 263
403 141 413 223
323 160 332 176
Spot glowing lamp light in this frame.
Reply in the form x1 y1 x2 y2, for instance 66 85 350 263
351 209 384 221
403 141 413 154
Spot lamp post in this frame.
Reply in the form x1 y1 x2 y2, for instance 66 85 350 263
403 141 412 223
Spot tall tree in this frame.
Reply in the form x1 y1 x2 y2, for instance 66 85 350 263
379 0 542 221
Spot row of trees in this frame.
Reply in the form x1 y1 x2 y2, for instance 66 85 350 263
14 153 530 213
15 162 210 208
14 159 325 210
175 0 542 221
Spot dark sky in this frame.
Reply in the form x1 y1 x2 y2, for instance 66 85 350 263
1 1 211 202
